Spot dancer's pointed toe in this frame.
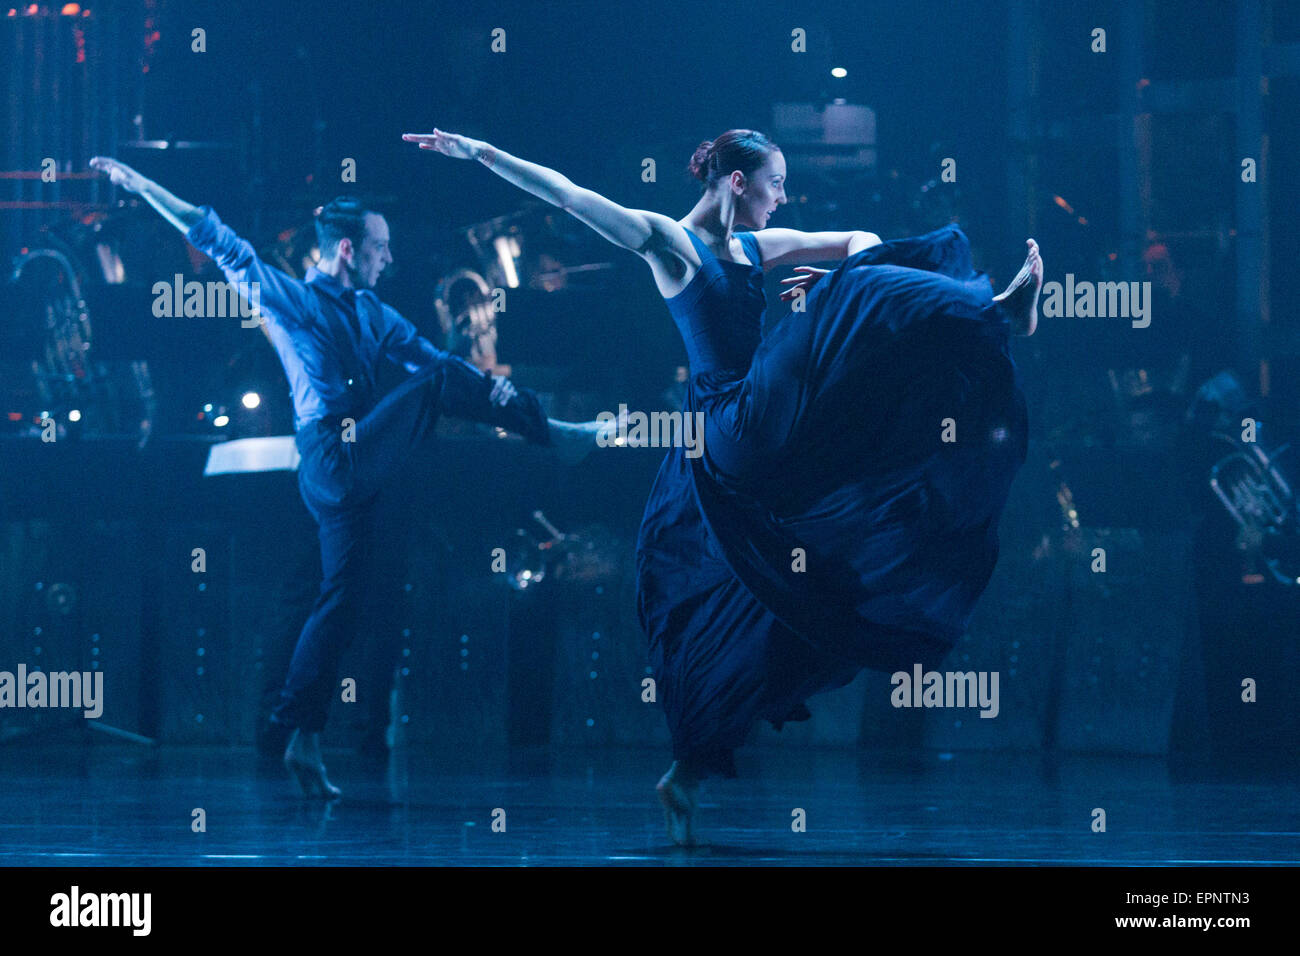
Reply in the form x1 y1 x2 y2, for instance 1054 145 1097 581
286 753 343 800
993 239 1044 336
283 729 343 800
548 418 610 465
656 761 701 847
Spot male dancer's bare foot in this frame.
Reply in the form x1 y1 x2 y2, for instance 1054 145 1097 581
547 417 619 465
992 238 1043 336
656 760 701 847
284 729 343 800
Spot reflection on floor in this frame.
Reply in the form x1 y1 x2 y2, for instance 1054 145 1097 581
0 743 1296 866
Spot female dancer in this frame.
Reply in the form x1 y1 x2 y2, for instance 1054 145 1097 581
403 128 1042 844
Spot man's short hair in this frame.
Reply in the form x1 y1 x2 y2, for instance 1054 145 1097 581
314 196 372 258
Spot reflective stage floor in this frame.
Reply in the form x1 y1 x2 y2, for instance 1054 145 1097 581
0 742 1296 866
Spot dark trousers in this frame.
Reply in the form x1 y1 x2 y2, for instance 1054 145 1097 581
271 356 550 733
256 492 404 754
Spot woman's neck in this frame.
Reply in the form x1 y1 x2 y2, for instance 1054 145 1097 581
683 193 737 251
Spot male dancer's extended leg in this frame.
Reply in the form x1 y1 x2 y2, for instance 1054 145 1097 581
347 352 604 483
349 353 552 492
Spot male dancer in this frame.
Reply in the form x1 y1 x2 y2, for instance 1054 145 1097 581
90 157 605 798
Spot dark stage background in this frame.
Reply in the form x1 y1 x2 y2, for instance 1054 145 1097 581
2 0 1298 771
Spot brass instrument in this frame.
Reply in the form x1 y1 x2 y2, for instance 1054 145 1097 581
1194 371 1300 586
434 268 500 373
4 243 154 445
1210 440 1299 586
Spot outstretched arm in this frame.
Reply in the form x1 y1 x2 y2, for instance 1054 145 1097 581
89 156 312 326
90 157 203 233
753 228 881 270
402 130 693 288
765 229 883 302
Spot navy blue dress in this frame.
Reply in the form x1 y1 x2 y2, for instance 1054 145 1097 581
635 224 1028 778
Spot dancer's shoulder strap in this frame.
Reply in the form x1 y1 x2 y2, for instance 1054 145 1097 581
735 232 763 268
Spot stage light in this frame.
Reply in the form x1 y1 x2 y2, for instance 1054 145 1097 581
831 67 847 78
212 414 230 428
203 403 213 413
94 243 125 284
61 3 80 14
241 391 261 410
68 409 81 422
493 235 521 289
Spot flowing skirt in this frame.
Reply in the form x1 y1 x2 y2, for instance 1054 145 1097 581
635 225 1029 777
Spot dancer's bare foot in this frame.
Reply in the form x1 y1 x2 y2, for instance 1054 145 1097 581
992 238 1043 336
546 418 611 468
547 416 620 465
656 760 701 847
284 729 342 800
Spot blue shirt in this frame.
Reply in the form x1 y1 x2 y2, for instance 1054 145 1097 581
185 206 444 429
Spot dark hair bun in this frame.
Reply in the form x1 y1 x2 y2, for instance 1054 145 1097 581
686 130 778 189
688 140 714 181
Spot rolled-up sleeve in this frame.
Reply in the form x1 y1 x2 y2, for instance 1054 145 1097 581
185 206 313 329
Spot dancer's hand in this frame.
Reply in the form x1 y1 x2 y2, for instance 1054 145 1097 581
779 266 831 302
489 374 516 406
89 156 149 194
401 129 484 161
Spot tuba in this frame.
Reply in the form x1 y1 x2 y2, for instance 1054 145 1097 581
1194 371 1300 586
1210 439 1299 586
